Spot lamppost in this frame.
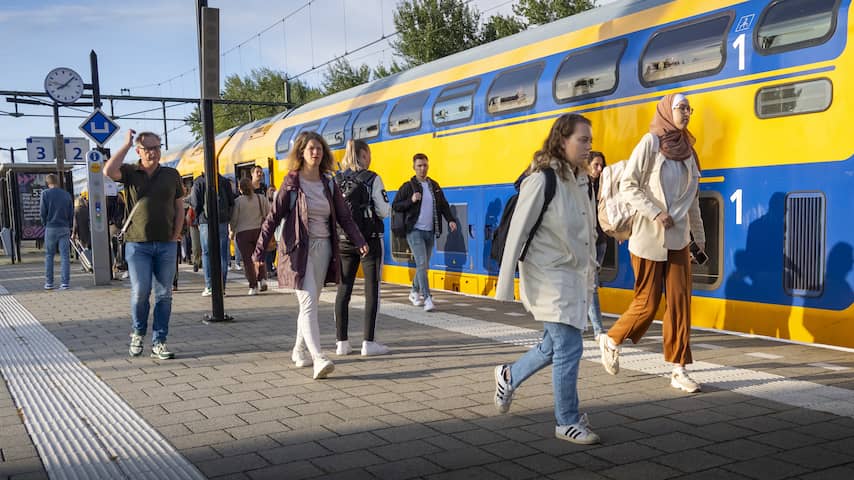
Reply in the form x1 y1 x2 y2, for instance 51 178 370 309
0 146 25 164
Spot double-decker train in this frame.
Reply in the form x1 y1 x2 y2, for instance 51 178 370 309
164 0 854 348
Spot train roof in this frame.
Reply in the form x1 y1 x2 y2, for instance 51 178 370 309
289 0 672 117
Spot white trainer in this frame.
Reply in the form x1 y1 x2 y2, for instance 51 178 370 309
671 367 701 393
201 288 212 297
361 341 390 356
409 291 424 306
599 334 620 375
292 344 312 367
494 365 514 414
336 340 353 356
556 413 600 445
248 287 258 296
313 354 335 379
423 296 435 312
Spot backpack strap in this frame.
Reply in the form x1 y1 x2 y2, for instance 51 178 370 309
519 167 557 262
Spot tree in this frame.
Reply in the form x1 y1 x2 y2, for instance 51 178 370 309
183 68 322 139
513 0 598 26
322 58 371 95
391 0 483 67
481 14 527 43
372 60 406 79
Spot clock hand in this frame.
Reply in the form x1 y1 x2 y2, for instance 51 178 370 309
58 78 74 89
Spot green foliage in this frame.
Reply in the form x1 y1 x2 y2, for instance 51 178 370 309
481 14 527 43
391 0 483 66
372 60 406 79
512 0 598 26
322 59 372 95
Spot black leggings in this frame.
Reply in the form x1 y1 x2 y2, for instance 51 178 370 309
335 237 382 342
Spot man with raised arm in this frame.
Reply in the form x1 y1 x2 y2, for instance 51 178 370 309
103 130 184 360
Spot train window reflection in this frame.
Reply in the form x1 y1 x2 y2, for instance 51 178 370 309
322 113 350 147
487 63 543 115
756 78 832 118
297 122 321 136
433 81 477 126
555 40 625 103
275 127 296 156
352 105 385 140
389 92 429 135
641 14 731 86
693 192 723 289
756 0 838 53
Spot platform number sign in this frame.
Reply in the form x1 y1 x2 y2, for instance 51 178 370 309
63 137 90 164
26 137 56 163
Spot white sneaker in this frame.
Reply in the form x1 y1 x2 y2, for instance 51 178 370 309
671 367 701 393
423 296 435 312
599 334 620 375
361 341 390 356
336 340 353 356
408 291 424 306
556 414 600 445
494 365 513 414
292 344 312 367
248 287 258 296
313 354 334 379
201 288 212 297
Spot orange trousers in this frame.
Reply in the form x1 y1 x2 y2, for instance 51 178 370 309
607 246 693 365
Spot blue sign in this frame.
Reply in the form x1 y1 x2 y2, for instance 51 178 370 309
79 109 119 147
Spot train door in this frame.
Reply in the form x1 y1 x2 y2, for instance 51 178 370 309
234 162 255 185
432 187 476 293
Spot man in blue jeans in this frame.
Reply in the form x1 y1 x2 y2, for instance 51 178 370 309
190 172 234 296
104 129 184 360
392 153 457 312
39 174 74 290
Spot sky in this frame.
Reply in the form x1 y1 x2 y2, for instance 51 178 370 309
0 0 616 164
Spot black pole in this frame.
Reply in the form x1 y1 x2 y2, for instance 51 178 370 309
90 51 108 157
52 103 65 189
162 101 169 150
198 0 229 322
9 149 15 164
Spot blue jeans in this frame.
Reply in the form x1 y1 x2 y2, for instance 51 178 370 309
406 229 434 298
588 242 607 336
126 241 178 344
199 223 229 290
44 227 71 286
509 322 584 426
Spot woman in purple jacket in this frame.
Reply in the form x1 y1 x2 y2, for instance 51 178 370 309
253 132 367 380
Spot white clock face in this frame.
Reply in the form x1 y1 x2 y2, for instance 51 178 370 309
45 67 84 104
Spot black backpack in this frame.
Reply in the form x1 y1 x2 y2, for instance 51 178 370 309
490 167 557 267
335 169 382 242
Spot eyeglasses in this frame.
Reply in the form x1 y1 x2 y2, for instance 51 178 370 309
138 144 161 153
674 105 694 115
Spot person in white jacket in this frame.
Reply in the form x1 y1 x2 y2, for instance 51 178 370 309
598 93 706 394
494 113 600 445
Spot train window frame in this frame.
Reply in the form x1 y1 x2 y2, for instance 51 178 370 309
754 0 840 55
553 39 627 104
692 190 724 291
352 104 385 140
639 12 733 88
296 122 322 136
389 92 430 135
322 113 350 147
275 127 296 157
432 80 479 127
755 77 833 119
486 62 544 116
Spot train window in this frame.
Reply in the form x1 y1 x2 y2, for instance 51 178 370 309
487 63 543 115
297 122 321 135
389 92 429 135
756 0 838 54
554 40 626 103
391 234 413 263
432 81 478 126
322 113 350 147
640 14 731 87
784 192 826 297
352 105 385 140
693 192 723 289
755 78 832 118
599 237 619 283
275 127 296 156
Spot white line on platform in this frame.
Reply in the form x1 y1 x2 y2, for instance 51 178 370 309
808 362 850 371
0 287 205 480
693 343 725 350
746 352 784 360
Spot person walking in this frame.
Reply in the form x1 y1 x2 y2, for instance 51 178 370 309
598 93 706 394
39 173 73 290
230 177 269 295
103 130 184 360
391 153 458 312
494 113 601 445
190 172 235 296
251 165 268 195
252 131 367 380
333 140 391 357
587 151 608 340
72 191 92 270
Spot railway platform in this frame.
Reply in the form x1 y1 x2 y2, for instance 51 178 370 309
1 249 853 480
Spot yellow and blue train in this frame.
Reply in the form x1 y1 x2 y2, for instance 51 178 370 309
165 0 854 348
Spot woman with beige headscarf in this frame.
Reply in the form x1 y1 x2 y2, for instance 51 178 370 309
598 93 706 394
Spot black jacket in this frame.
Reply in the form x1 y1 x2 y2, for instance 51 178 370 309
190 174 235 225
392 176 457 236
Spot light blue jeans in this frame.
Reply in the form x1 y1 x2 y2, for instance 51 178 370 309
199 223 229 290
406 229 434 299
509 322 584 426
44 227 71 287
126 241 178 344
588 242 607 336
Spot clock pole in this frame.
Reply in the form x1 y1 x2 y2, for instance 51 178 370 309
52 103 65 189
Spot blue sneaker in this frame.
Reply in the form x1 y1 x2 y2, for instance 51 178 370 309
44 283 55 290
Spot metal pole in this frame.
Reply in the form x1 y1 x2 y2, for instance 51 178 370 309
52 103 65 188
9 149 15 164
198 0 229 322
87 50 111 286
162 101 169 150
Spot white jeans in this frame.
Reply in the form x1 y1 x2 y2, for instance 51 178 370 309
295 238 331 358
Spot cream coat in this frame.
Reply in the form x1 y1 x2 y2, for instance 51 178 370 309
620 133 705 261
496 162 596 330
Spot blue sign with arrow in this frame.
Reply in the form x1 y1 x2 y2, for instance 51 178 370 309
79 109 119 147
